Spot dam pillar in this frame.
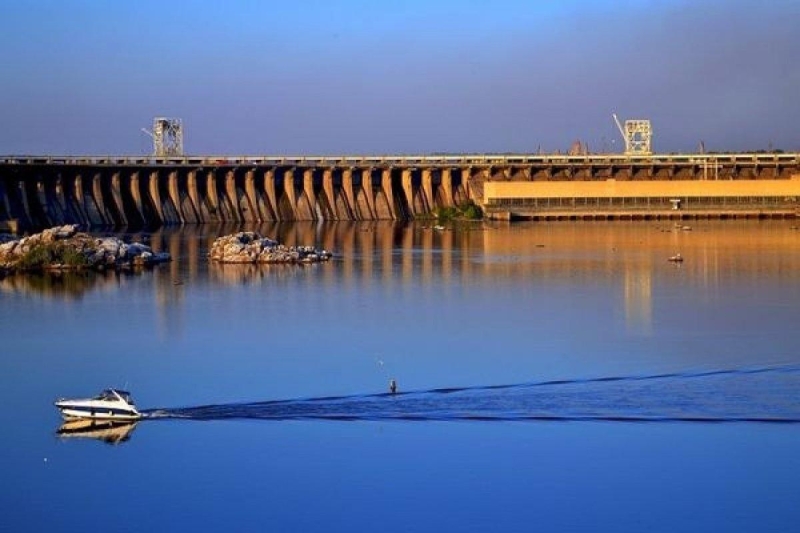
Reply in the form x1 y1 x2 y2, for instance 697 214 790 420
26 176 46 227
149 171 165 225
322 168 336 220
30 177 49 227
264 169 280 221
421 168 434 211
26 176 47 227
91 172 110 225
224 170 242 222
167 170 184 224
17 180 33 228
56 174 72 224
441 168 454 207
303 169 318 220
243 169 260 222
0 179 12 223
342 168 356 219
72 174 89 225
186 170 202 223
380 168 396 220
361 168 376 219
253 169 271 221
205 170 221 222
50 174 68 225
402 168 415 217
129 171 147 224
283 168 300 220
448 166 469 205
56 173 75 225
110 171 128 226
35 178 53 226
26 176 46 226
462 166 478 204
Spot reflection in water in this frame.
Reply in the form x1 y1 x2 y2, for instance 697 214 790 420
208 262 330 285
56 419 138 445
0 269 156 300
624 269 652 333
0 271 96 299
4 221 800 331
147 365 800 423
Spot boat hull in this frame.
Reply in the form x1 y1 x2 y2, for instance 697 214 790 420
54 389 142 421
58 407 141 421
55 400 141 421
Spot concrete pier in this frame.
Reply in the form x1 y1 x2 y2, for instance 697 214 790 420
0 152 799 228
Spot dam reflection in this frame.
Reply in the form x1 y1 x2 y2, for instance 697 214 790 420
3 222 799 333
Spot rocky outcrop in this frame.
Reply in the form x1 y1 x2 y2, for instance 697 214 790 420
0 224 171 272
209 231 333 264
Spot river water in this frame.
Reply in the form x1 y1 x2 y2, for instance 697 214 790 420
2 220 800 532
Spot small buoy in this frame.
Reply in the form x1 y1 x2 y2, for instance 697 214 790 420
43 457 48 463
389 379 397 394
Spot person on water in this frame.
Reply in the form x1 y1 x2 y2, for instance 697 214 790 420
389 379 397 394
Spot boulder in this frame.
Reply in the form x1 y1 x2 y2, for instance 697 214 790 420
0 226 171 272
209 232 333 264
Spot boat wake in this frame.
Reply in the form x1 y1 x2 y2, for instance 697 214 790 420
142 365 800 424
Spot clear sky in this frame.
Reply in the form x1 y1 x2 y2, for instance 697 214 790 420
1 0 797 155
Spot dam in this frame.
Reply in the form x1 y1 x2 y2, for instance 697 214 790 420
1 152 799 229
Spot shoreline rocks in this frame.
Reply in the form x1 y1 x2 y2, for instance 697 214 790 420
0 225 171 273
209 231 333 264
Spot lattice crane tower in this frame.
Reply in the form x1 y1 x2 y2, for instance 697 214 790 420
613 114 652 156
151 117 184 156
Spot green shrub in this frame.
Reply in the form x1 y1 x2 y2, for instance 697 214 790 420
436 206 459 223
433 201 484 223
60 246 88 267
18 242 88 270
18 244 53 270
460 200 483 220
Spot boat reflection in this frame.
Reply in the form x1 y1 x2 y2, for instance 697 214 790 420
56 419 138 445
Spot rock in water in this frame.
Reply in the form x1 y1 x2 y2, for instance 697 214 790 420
0 226 171 272
209 232 333 264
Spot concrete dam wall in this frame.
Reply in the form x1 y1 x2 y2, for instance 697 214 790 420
1 153 799 229
0 160 474 229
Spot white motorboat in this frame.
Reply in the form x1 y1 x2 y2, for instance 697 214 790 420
54 389 142 421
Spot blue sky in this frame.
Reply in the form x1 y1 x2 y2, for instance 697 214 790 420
0 0 797 155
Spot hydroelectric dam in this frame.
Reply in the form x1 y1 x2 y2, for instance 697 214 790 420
1 152 800 229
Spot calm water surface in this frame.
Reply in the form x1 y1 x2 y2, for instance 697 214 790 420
2 220 800 532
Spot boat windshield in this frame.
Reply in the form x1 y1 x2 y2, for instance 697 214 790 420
94 390 133 403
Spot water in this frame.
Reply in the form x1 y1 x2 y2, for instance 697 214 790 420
151 365 800 423
2 220 800 532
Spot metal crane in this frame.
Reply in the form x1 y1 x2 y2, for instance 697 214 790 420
612 113 652 156
612 113 626 148
141 118 184 157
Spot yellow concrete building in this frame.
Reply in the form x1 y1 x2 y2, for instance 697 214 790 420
484 177 800 220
